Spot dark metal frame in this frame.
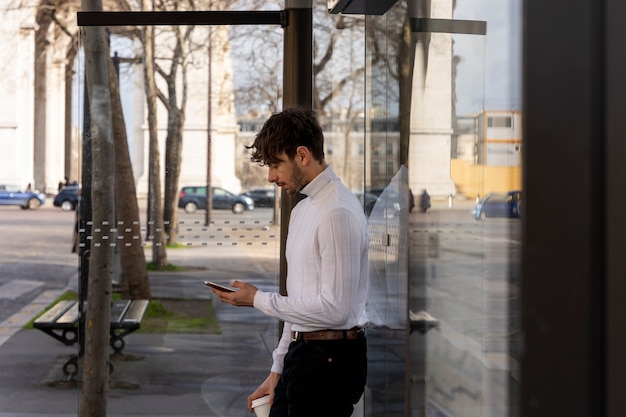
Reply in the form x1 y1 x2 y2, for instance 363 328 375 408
327 0 399 15
522 0 626 415
77 11 286 27
410 18 486 35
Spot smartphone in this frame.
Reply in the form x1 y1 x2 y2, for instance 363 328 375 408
204 281 237 292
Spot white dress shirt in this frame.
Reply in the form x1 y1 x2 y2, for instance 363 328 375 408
253 165 369 374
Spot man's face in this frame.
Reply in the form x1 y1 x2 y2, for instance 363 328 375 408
267 152 307 194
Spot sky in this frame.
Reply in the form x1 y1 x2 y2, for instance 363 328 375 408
453 0 522 115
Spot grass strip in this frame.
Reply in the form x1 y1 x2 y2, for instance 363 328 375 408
139 299 221 334
24 291 220 334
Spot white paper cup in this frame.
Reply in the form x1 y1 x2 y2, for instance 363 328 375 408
251 395 271 417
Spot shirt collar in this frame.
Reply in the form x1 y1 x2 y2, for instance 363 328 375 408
300 165 335 199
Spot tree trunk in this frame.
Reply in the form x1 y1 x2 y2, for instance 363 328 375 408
143 17 168 267
398 14 415 167
163 110 184 245
33 9 52 192
108 55 151 299
80 0 114 415
158 27 188 246
65 42 79 182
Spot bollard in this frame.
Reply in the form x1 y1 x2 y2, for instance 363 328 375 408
448 194 454 208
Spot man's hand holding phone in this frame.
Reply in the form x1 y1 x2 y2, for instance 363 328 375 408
204 281 237 292
204 280 258 307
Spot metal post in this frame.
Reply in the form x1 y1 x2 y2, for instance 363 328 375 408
205 24 213 227
279 0 312 303
283 0 313 109
79 70 93 358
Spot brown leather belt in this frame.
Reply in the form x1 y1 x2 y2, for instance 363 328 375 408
291 327 364 342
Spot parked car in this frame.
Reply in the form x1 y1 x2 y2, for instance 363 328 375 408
53 186 80 211
178 186 254 214
0 184 45 209
473 190 522 220
240 188 275 208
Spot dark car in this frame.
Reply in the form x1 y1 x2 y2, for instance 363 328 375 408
53 186 80 211
178 186 254 214
240 188 276 208
0 184 45 209
473 190 522 220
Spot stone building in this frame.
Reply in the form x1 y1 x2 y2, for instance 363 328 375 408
0 1 241 197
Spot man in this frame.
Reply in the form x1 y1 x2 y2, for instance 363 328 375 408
210 108 369 417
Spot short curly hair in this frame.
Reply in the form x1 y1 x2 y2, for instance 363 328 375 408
247 108 325 166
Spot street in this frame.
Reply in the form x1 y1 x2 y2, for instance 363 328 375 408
0 206 77 326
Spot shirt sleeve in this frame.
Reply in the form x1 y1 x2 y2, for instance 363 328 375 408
270 321 292 374
253 208 365 330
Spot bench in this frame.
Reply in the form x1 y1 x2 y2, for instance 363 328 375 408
34 298 149 377
34 298 149 354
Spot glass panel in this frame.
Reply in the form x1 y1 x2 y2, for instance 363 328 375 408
0 1 521 416
362 4 410 417
364 1 521 417
39 15 280 416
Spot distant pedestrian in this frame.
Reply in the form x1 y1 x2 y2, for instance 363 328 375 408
420 189 431 213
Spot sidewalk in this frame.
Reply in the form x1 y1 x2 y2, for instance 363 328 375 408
0 242 279 417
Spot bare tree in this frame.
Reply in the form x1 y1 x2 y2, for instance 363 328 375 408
151 0 222 245
230 8 283 117
109 53 152 298
5 0 151 264
397 10 414 166
142 0 168 267
231 1 366 119
80 0 114 416
155 23 191 245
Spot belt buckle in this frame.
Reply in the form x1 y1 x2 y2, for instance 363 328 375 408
292 331 300 342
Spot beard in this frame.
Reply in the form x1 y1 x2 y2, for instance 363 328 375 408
289 160 307 194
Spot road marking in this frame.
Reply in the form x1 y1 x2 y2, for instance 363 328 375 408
0 290 64 347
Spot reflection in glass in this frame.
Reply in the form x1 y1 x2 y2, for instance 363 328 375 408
364 1 521 417
0 0 521 416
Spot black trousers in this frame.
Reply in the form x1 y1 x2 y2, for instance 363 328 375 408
270 335 367 417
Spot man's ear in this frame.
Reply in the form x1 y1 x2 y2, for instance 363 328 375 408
295 146 311 166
